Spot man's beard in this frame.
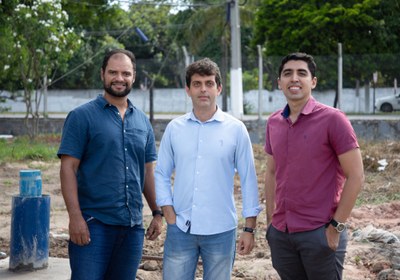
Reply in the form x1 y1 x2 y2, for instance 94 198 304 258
104 82 132 97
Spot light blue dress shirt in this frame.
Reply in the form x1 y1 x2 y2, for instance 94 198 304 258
155 108 262 235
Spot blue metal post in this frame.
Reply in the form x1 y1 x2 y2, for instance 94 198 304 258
9 170 50 271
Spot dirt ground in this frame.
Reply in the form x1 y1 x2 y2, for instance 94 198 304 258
0 141 399 280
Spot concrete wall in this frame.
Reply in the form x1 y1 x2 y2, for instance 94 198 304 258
1 87 398 143
1 87 397 115
0 117 398 144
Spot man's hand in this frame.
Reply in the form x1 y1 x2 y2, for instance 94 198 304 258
146 215 163 240
69 214 91 246
325 225 340 251
237 231 255 255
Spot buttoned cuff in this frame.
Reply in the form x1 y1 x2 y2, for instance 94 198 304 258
242 205 263 218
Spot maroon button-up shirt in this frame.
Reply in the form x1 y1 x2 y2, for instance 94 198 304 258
264 97 359 233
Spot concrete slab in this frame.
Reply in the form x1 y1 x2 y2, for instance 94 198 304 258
0 257 70 280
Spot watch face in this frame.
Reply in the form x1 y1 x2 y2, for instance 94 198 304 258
336 223 346 232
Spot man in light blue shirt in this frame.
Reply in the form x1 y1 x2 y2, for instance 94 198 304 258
155 58 262 280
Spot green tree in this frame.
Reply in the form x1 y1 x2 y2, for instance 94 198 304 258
1 0 81 139
124 1 179 88
252 0 400 92
171 0 267 110
56 0 129 89
0 0 21 94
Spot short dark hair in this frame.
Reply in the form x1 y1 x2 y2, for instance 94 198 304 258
102 49 136 72
278 52 317 78
185 58 222 88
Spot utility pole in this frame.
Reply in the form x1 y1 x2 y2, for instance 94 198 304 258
230 0 243 118
257 45 263 119
373 71 378 114
43 75 48 118
337 43 342 110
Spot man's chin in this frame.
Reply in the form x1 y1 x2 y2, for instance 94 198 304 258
104 88 131 98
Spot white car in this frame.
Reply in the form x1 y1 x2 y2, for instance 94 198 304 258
375 93 400 112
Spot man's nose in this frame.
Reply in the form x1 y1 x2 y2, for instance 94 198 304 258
291 73 300 81
115 73 124 80
200 83 207 91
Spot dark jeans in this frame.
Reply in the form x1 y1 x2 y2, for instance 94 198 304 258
68 216 145 280
266 224 347 280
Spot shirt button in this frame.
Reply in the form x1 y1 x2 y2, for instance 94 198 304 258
126 185 128 189
126 166 129 170
125 148 127 151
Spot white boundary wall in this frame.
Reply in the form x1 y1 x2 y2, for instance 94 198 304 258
1 87 397 114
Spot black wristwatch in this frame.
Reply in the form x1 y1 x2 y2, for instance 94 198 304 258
243 227 256 234
329 219 346 233
152 210 163 217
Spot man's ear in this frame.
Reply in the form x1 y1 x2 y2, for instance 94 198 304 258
217 85 223 96
311 77 317 89
100 69 104 81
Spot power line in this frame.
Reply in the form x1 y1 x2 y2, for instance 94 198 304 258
65 0 224 9
115 0 224 8
82 23 186 36
50 1 226 85
49 25 133 86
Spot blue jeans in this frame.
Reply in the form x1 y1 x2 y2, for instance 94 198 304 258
68 216 145 280
266 224 348 280
163 224 236 280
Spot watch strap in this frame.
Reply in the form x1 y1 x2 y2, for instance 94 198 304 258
243 227 256 234
152 210 163 217
329 218 346 232
330 218 339 227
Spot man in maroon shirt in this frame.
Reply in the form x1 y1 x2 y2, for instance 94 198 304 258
264 53 364 280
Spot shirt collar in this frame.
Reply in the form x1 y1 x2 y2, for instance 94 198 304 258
97 94 108 108
281 97 317 118
97 94 134 111
186 106 225 123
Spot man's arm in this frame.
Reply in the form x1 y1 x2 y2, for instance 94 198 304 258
154 124 176 225
326 148 364 250
60 155 90 246
264 153 276 226
235 127 261 255
143 161 163 240
237 216 257 255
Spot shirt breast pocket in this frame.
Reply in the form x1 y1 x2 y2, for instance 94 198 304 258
127 128 147 150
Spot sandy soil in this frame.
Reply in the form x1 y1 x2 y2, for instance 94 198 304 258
0 143 399 280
